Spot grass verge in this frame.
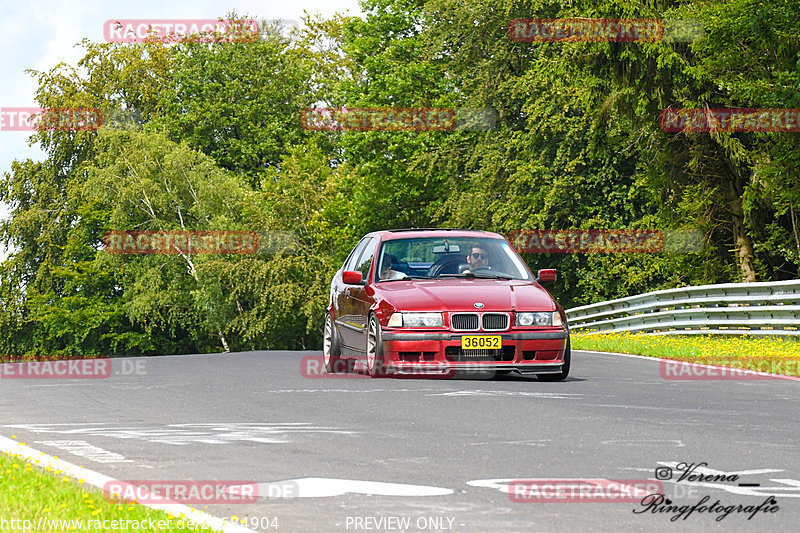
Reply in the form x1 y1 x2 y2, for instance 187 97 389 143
0 448 223 532
571 332 800 377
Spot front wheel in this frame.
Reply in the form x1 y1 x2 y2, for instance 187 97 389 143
538 337 570 382
366 314 387 377
323 313 343 372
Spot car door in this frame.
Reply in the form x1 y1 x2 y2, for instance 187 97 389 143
334 238 368 333
336 237 375 356
339 237 377 353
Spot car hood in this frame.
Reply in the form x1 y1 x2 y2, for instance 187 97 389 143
376 279 557 312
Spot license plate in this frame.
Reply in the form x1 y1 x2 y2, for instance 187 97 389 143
461 335 501 350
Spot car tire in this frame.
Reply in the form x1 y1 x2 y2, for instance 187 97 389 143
366 314 387 378
324 313 344 373
538 337 570 382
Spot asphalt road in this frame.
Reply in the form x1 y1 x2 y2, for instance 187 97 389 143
2 350 799 532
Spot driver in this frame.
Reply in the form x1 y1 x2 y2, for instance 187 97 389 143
379 253 406 280
464 243 490 273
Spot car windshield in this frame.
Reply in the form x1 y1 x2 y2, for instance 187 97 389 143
376 237 533 281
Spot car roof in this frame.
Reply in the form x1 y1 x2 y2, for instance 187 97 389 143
368 228 505 241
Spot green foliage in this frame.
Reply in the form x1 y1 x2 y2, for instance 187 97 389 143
152 21 316 186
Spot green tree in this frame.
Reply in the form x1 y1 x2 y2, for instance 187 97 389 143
81 128 265 353
0 38 178 355
153 19 316 186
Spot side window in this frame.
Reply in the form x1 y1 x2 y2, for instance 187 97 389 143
355 238 378 280
344 239 368 272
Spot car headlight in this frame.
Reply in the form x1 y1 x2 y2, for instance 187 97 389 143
517 312 563 327
387 312 443 328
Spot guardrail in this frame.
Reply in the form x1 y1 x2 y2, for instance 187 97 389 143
565 279 800 336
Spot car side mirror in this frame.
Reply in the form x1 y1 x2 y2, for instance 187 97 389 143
342 270 364 285
537 268 557 283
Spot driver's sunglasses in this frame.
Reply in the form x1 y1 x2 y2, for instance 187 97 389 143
471 252 488 260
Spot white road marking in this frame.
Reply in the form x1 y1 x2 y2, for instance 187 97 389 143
467 478 650 498
427 390 581 399
34 440 134 463
575 349 666 360
601 440 685 447
0 435 254 532
230 478 454 498
467 439 550 447
466 479 516 492
5 422 355 445
269 389 445 393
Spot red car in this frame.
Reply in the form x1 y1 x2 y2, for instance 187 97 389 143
324 229 570 380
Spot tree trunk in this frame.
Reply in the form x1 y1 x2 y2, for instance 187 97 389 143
727 180 757 282
731 212 757 282
791 204 800 257
180 249 230 352
218 331 230 353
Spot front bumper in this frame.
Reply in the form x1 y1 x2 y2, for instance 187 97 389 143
380 330 568 375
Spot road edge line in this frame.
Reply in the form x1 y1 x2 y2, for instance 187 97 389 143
0 435 255 532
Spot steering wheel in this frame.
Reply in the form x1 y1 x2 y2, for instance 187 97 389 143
470 265 491 272
427 255 465 277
